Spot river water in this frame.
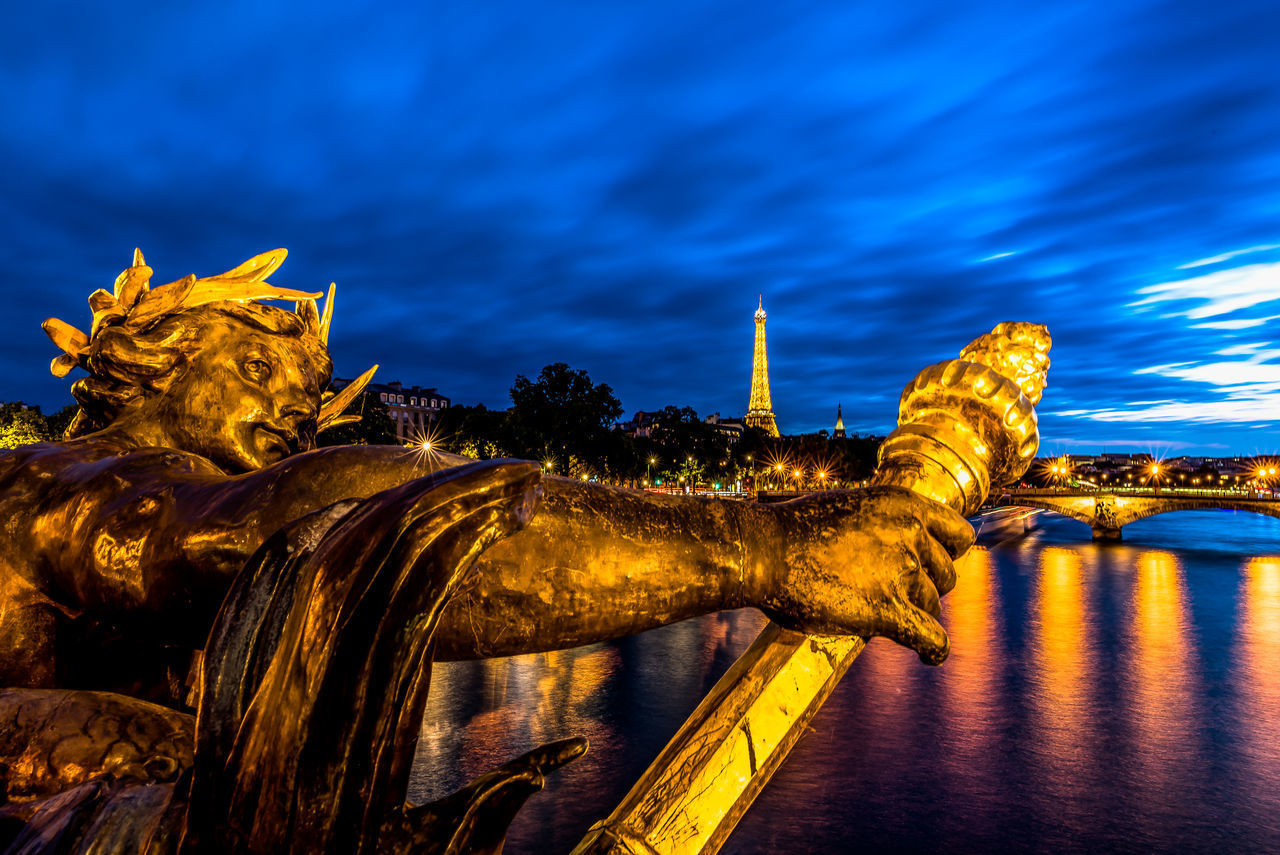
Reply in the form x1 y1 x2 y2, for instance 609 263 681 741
408 510 1280 853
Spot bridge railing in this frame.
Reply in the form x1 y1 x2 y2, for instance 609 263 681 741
1002 487 1276 501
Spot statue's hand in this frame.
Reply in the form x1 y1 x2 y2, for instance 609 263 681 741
748 486 974 665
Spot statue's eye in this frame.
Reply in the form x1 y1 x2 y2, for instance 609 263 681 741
244 359 272 383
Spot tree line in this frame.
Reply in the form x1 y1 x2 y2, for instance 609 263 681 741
0 402 79 449
1 362 884 489
432 363 884 490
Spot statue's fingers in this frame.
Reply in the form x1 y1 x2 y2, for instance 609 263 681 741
915 529 957 597
518 736 590 776
918 500 975 558
886 581 950 666
903 566 941 619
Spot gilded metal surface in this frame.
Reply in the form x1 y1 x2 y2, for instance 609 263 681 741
0 689 193 811
0 250 1007 853
573 626 865 855
578 322 1051 855
875 321 1051 516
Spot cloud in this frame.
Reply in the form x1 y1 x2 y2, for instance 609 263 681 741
1130 262 1280 320
1178 244 1280 269
1192 316 1280 330
1060 398 1280 423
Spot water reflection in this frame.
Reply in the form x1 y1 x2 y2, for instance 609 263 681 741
1126 550 1202 843
410 609 768 852
408 512 1280 853
936 547 1005 836
413 644 622 803
1235 556 1280 834
1029 545 1097 838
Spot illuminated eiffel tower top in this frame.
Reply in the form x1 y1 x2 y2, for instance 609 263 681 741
745 295 780 437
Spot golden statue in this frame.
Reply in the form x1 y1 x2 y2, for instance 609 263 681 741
0 249 1049 854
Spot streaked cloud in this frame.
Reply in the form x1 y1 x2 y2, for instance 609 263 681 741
1178 244 1280 269
1192 316 1280 330
1061 397 1280 424
1066 354 1280 423
1130 263 1280 320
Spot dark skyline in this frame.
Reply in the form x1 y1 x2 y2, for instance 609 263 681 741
4 1 1280 454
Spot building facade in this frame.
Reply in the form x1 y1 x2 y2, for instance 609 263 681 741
704 412 746 443
334 378 451 443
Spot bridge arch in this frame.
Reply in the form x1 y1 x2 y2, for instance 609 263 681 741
1121 500 1280 526
991 492 1280 541
992 499 1095 528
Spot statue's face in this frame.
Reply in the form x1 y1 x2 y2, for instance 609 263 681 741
154 319 327 473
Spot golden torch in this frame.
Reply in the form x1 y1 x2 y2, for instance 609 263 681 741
574 322 1052 855
873 321 1050 514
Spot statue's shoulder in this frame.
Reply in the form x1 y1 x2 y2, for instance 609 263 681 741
0 438 223 498
0 441 75 489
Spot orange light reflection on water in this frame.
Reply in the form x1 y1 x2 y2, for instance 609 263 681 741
414 644 621 803
1236 557 1280 813
939 546 1002 773
1127 550 1200 811
1029 546 1096 823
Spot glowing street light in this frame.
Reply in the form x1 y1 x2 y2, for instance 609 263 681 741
1041 456 1072 489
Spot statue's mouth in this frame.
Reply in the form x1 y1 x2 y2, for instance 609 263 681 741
256 424 296 458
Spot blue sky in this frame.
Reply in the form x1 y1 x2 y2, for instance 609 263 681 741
3 0 1280 454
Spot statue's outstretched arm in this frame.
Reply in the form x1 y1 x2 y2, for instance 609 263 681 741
432 478 972 663
28 439 967 662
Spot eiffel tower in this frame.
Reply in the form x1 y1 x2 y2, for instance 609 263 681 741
744 296 780 437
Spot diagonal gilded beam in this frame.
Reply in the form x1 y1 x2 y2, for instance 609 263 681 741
573 626 863 855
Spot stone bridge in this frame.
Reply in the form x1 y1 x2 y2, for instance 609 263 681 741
991 489 1280 540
